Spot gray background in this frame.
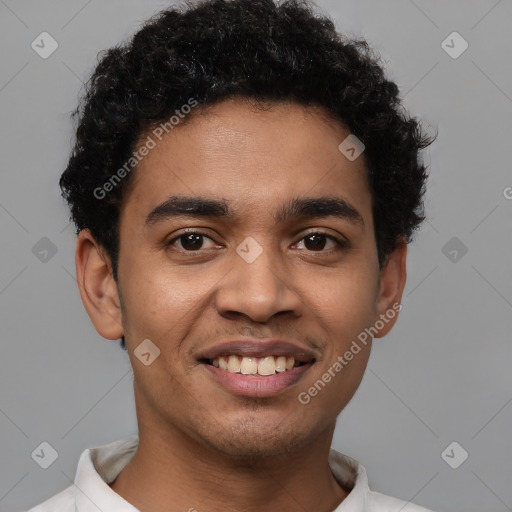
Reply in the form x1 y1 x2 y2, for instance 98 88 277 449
0 1 511 511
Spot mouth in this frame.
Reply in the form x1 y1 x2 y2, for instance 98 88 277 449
199 354 315 397
201 355 308 375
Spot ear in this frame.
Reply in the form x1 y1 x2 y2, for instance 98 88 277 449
75 229 124 340
373 237 407 338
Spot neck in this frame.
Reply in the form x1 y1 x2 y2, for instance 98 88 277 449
109 388 350 512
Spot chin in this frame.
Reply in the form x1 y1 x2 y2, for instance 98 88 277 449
199 416 316 460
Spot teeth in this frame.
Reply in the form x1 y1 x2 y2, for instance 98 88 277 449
240 357 258 375
211 355 301 376
258 356 276 376
227 355 241 373
275 356 287 372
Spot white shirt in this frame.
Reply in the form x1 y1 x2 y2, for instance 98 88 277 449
26 436 436 512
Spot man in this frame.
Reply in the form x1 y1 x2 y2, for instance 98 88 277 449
28 0 437 510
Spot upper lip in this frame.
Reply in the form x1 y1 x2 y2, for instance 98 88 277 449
198 340 317 363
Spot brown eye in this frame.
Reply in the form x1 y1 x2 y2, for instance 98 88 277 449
295 232 346 252
303 233 328 251
178 233 204 250
167 231 217 251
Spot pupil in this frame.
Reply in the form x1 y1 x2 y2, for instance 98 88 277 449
182 234 203 250
305 234 326 251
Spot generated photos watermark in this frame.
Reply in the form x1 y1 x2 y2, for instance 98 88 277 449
93 97 199 200
298 302 403 405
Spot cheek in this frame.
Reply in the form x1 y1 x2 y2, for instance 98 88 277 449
304 261 379 330
119 261 219 344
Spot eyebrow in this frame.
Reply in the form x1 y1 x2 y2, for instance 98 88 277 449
144 195 364 227
145 196 229 226
275 196 364 227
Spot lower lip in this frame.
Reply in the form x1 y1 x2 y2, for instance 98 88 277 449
202 363 312 397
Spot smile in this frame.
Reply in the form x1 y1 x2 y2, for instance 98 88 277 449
208 355 304 376
201 356 313 397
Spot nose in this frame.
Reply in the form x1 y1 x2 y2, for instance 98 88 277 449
214 241 304 323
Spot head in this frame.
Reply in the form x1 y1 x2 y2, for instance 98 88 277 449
62 0 435 458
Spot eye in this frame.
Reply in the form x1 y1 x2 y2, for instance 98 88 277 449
295 232 348 252
167 231 218 251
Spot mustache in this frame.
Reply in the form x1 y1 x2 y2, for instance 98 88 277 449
198 324 323 351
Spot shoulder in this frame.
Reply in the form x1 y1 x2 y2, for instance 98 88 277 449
329 448 436 512
367 490 437 511
24 485 75 512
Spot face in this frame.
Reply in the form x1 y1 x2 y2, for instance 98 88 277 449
78 98 406 459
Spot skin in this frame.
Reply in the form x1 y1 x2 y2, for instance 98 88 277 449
76 98 407 512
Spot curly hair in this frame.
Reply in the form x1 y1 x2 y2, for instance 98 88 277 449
60 0 435 350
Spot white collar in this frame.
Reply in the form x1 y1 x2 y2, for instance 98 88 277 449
73 436 370 512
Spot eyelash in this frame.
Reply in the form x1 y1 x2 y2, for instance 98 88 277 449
166 231 216 251
166 230 349 254
297 232 350 253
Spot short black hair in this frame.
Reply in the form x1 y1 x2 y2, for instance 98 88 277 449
60 0 436 350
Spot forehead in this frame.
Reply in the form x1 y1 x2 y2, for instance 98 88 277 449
121 98 371 224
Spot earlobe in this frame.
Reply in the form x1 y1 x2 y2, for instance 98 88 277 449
75 229 124 340
374 238 407 338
